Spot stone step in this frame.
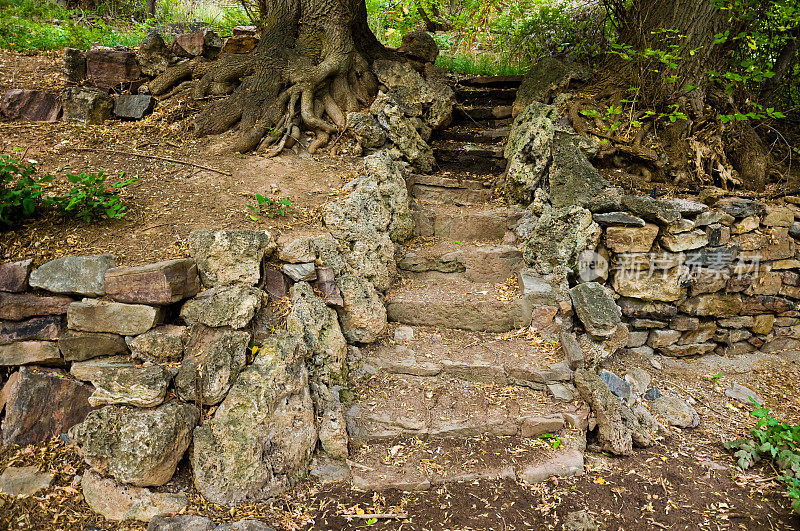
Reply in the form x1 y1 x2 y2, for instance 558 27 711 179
411 183 493 205
359 324 573 389
457 75 524 88
397 240 523 282
456 105 513 122
346 373 580 442
348 435 585 492
436 125 510 143
411 202 521 242
454 87 518 105
385 277 532 332
433 141 506 161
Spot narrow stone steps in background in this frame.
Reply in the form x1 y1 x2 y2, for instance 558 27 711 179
436 125 510 143
457 75 524 88
454 87 518 105
397 240 522 283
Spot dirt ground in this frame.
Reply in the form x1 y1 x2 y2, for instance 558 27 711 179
1 51 800 530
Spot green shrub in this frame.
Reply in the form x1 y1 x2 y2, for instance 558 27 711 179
49 171 138 222
725 401 800 514
0 155 53 228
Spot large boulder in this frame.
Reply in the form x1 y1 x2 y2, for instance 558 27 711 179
188 230 276 287
523 205 602 275
369 90 435 172
136 31 175 77
69 401 199 487
513 57 588 116
85 46 142 90
29 254 115 296
174 325 250 406
191 332 316 504
548 131 609 209
62 87 114 124
1 367 93 446
68 299 164 336
336 275 387 343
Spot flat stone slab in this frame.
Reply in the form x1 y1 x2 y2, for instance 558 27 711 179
412 203 517 242
0 315 65 344
0 341 62 366
81 470 188 522
71 357 172 408
113 94 155 119
188 230 276 287
0 466 54 497
347 372 573 441
68 299 163 335
0 89 61 122
386 278 532 332
104 258 200 305
58 330 129 362
29 254 115 296
399 240 523 283
0 292 74 320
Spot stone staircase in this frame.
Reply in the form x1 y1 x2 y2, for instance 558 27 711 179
344 75 587 492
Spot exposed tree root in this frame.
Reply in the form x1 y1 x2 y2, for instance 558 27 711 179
148 0 387 155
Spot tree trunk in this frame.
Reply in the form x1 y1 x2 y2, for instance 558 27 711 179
151 0 388 154
146 0 156 17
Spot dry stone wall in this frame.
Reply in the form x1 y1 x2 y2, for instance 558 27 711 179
0 151 411 517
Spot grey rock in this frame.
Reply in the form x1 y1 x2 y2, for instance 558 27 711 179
560 329 585 370
548 382 575 402
625 368 651 397
180 284 263 329
147 515 216 531
68 299 163 336
69 401 199 486
716 198 766 219
130 325 188 362
513 57 588 115
188 230 276 287
643 387 661 401
663 198 708 215
724 383 765 407
282 262 317 282
503 103 557 203
191 332 316 504
61 86 113 124
593 212 646 227
347 112 386 149
174 325 249 406
570 282 622 338
621 195 680 225
651 396 700 428
0 314 65 344
524 205 601 275
70 358 171 407
0 465 54 497
114 94 155 119
599 370 631 401
309 456 351 483
59 330 129 361
647 329 681 349
397 29 439 62
394 325 414 343
137 31 174 77
216 522 275 531
369 89 435 172
29 254 115 296
277 235 317 263
548 131 609 209
81 469 188 522
336 275 387 344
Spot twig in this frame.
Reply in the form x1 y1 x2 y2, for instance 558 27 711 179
342 513 408 520
66 147 232 176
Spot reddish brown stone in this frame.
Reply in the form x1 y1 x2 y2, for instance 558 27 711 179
314 266 344 308
221 35 258 54
0 89 61 121
232 26 258 36
85 47 142 91
175 30 221 57
0 315 65 344
0 259 33 292
1 367 94 446
104 259 200 305
0 292 74 321
530 306 558 331
264 268 291 300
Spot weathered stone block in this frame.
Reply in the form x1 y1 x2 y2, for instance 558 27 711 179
0 89 61 121
129 325 187 362
62 86 113 124
1 367 92 445
58 330 129 362
647 329 681 349
71 358 171 408
81 470 188 522
569 282 621 337
612 268 684 302
617 298 678 319
188 229 276 287
29 254 115 296
605 224 659 253
0 341 62 366
593 212 645 227
68 299 163 335
221 35 258 53
104 259 199 305
763 206 795 227
85 46 141 91
0 259 33 292
175 30 221 57
0 315 65 344
179 284 262 329
660 230 708 252
751 314 776 335
113 94 155 120
63 47 86 82
679 294 743 317
741 295 794 315
0 292 74 320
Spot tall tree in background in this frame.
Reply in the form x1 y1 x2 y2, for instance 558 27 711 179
152 0 389 153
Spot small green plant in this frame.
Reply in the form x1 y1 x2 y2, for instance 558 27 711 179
246 194 292 221
725 400 800 514
49 171 138 222
0 155 53 227
538 433 562 450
